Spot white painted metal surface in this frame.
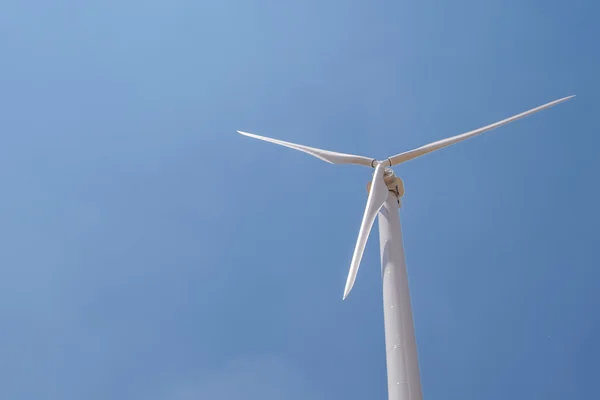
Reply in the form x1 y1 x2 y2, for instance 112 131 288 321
379 188 422 400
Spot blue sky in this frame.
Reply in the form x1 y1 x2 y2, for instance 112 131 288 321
1 0 598 399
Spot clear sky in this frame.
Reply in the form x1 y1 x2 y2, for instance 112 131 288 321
1 0 598 399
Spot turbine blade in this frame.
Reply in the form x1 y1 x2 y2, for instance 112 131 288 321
387 95 575 166
343 163 390 300
237 130 375 167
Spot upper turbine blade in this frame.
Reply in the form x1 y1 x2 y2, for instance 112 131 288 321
237 130 375 167
343 163 390 300
387 95 575 166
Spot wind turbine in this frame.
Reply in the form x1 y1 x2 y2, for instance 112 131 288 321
237 95 574 400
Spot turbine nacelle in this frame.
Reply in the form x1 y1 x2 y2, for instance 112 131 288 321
238 95 575 299
367 168 404 201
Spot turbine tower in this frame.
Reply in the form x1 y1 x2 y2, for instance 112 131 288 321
237 95 574 400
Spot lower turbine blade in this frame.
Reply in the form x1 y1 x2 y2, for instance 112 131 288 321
343 163 390 300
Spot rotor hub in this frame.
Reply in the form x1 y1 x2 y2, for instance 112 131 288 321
383 167 396 185
366 167 405 204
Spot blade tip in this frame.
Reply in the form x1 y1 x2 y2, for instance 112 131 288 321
558 94 576 103
342 285 352 300
237 130 257 139
342 286 349 300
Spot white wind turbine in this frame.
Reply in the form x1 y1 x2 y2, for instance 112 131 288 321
237 95 574 400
